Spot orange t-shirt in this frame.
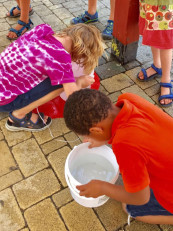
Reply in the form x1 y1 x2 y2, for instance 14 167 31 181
109 93 173 213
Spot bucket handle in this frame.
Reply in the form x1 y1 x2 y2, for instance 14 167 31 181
65 172 81 196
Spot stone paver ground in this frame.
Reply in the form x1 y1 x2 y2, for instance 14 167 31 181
0 0 173 231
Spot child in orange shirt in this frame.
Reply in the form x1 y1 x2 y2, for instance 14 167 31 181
64 89 173 225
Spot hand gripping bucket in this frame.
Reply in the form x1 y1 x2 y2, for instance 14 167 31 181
65 142 119 208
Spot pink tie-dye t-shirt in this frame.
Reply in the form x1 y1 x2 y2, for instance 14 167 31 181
0 24 75 105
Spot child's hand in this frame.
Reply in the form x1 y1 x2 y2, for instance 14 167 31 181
76 180 104 198
76 75 95 88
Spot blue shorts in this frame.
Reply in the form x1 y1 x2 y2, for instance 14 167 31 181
126 189 173 218
0 78 63 112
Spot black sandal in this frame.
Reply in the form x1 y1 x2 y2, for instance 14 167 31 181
5 112 52 132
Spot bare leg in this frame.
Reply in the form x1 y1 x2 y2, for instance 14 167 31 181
10 88 63 123
122 203 173 225
7 0 32 39
109 0 116 20
159 49 172 105
138 47 161 80
88 0 97 15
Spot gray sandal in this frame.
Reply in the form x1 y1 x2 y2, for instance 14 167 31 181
5 112 52 132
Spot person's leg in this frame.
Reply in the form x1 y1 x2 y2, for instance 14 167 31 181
88 0 97 15
159 49 172 106
109 0 116 20
138 47 161 80
11 88 63 124
122 203 173 225
7 0 32 39
70 0 98 24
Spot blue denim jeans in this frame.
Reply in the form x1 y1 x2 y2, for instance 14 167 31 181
0 78 62 112
126 189 173 218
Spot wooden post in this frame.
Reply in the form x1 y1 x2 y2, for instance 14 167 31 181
111 0 139 64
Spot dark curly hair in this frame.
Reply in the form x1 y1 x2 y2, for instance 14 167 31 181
64 89 112 135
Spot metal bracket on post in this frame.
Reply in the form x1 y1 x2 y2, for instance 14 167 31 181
111 0 139 64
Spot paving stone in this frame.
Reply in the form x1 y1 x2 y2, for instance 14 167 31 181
62 1 85 9
53 7 73 20
0 141 16 177
144 83 160 97
3 0 16 10
95 199 127 231
63 17 73 26
125 220 160 231
0 29 9 36
0 188 25 231
20 228 29 231
101 73 134 93
33 4 52 17
13 169 60 209
48 146 71 187
0 130 4 140
52 23 66 32
0 112 8 119
0 118 32 147
0 46 6 53
49 4 63 10
0 6 7 18
25 198 66 231
95 62 125 80
50 0 66 4
0 35 11 46
0 22 10 31
30 12 44 26
12 138 48 177
160 225 173 231
67 6 83 13
60 201 105 231
33 118 70 144
52 188 73 208
41 0 53 7
108 91 121 104
31 1 43 7
123 60 140 71
5 17 18 25
0 170 23 192
99 84 109 95
122 85 155 104
98 56 107 66
136 36 152 64
102 49 117 62
125 67 157 90
41 136 66 155
64 132 81 149
41 14 62 28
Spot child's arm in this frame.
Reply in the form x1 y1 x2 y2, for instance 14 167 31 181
63 75 95 97
76 180 150 205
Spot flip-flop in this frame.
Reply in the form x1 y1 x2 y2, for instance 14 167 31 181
158 81 173 107
137 64 162 82
5 112 52 132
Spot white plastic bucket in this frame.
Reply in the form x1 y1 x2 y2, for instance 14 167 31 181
65 142 119 208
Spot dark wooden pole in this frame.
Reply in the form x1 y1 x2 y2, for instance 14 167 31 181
111 0 139 64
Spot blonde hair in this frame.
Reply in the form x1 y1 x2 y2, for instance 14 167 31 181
57 24 104 74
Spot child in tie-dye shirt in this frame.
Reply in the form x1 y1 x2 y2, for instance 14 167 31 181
0 23 103 132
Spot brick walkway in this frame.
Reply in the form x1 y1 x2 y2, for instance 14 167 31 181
0 0 173 231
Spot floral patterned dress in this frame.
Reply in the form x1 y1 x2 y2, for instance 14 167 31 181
139 0 173 49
